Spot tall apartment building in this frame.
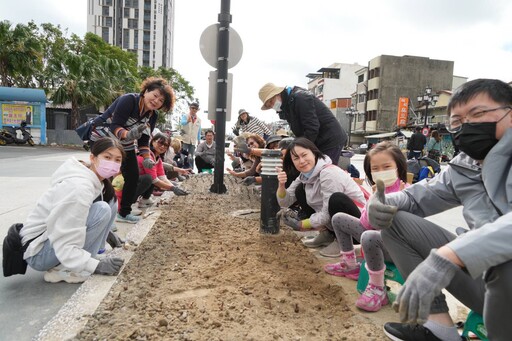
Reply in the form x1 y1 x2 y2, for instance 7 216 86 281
87 0 175 68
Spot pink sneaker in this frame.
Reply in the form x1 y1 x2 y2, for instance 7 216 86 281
355 283 388 312
323 261 360 280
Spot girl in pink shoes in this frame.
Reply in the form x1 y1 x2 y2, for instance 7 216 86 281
324 141 409 312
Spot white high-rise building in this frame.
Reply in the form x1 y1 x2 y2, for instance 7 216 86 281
87 0 175 68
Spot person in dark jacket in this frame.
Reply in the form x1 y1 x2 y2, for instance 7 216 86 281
407 126 427 159
258 83 347 165
91 77 175 223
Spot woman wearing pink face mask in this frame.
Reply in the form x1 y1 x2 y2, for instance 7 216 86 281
19 137 126 283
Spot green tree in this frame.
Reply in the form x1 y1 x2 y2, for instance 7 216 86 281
33 22 69 92
50 53 111 128
0 20 42 87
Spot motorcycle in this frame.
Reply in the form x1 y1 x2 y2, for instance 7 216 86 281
0 121 35 146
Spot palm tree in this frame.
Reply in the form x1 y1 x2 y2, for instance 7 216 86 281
0 21 42 87
50 53 111 128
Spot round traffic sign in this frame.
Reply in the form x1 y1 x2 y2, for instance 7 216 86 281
199 24 243 69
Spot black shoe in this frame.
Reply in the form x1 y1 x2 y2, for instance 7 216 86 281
383 322 466 341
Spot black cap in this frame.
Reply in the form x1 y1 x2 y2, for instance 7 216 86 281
265 135 284 148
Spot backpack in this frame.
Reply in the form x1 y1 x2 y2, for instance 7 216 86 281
75 96 123 142
418 166 435 181
3 223 28 277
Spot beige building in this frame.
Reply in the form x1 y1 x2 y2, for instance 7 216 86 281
87 0 175 68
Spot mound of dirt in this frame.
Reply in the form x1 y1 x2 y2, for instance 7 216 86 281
75 175 381 340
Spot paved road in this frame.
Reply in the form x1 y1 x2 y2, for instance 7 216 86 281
0 145 90 341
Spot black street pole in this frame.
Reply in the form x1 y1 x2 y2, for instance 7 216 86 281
210 0 230 194
423 101 429 127
348 114 352 147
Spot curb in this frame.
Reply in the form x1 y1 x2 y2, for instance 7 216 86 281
33 206 163 341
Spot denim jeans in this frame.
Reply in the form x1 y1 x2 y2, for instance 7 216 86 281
26 199 117 272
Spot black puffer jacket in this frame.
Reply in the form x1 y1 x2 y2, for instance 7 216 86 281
279 87 347 152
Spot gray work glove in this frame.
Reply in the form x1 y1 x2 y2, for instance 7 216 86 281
393 250 459 324
124 124 147 141
142 157 155 169
172 186 188 196
367 179 398 229
242 176 256 186
106 231 124 248
234 141 251 154
94 257 124 275
282 214 302 231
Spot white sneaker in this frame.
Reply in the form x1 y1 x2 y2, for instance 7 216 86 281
131 208 142 216
138 198 155 208
44 267 90 284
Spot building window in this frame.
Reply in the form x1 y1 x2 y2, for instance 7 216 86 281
124 7 130 18
134 9 139 19
102 0 112 5
105 17 112 27
102 6 109 15
128 18 137 29
369 67 380 79
358 93 365 102
367 110 377 121
143 51 150 66
101 27 109 42
358 74 364 83
123 29 130 49
134 30 139 49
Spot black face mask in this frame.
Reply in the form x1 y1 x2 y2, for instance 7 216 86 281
452 122 498 160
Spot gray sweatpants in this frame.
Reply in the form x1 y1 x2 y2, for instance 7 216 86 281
382 211 512 341
331 212 392 271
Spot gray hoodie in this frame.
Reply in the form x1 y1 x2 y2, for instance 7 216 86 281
386 128 512 278
20 157 102 274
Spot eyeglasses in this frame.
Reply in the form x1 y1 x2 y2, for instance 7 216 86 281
445 106 511 133
156 140 170 148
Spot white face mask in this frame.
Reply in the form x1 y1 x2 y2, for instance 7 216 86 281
371 169 398 187
272 99 282 112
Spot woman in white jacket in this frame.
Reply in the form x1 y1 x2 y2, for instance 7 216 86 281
276 137 366 245
20 137 125 283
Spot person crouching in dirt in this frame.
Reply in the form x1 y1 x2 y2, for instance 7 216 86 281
227 133 266 179
137 133 189 204
161 137 192 182
12 137 125 283
275 138 366 247
238 134 286 186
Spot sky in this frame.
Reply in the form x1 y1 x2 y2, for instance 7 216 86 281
2 0 512 130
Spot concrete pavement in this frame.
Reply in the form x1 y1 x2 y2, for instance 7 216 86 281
0 146 470 340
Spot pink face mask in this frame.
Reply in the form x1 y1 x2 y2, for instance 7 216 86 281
96 159 121 179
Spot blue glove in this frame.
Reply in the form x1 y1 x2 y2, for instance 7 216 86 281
367 179 398 229
393 250 459 324
143 158 155 169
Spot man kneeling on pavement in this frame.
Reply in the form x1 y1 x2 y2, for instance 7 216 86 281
367 78 512 341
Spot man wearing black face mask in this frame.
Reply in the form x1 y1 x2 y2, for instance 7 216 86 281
365 78 512 341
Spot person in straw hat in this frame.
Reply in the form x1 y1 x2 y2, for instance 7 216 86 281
258 82 347 165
